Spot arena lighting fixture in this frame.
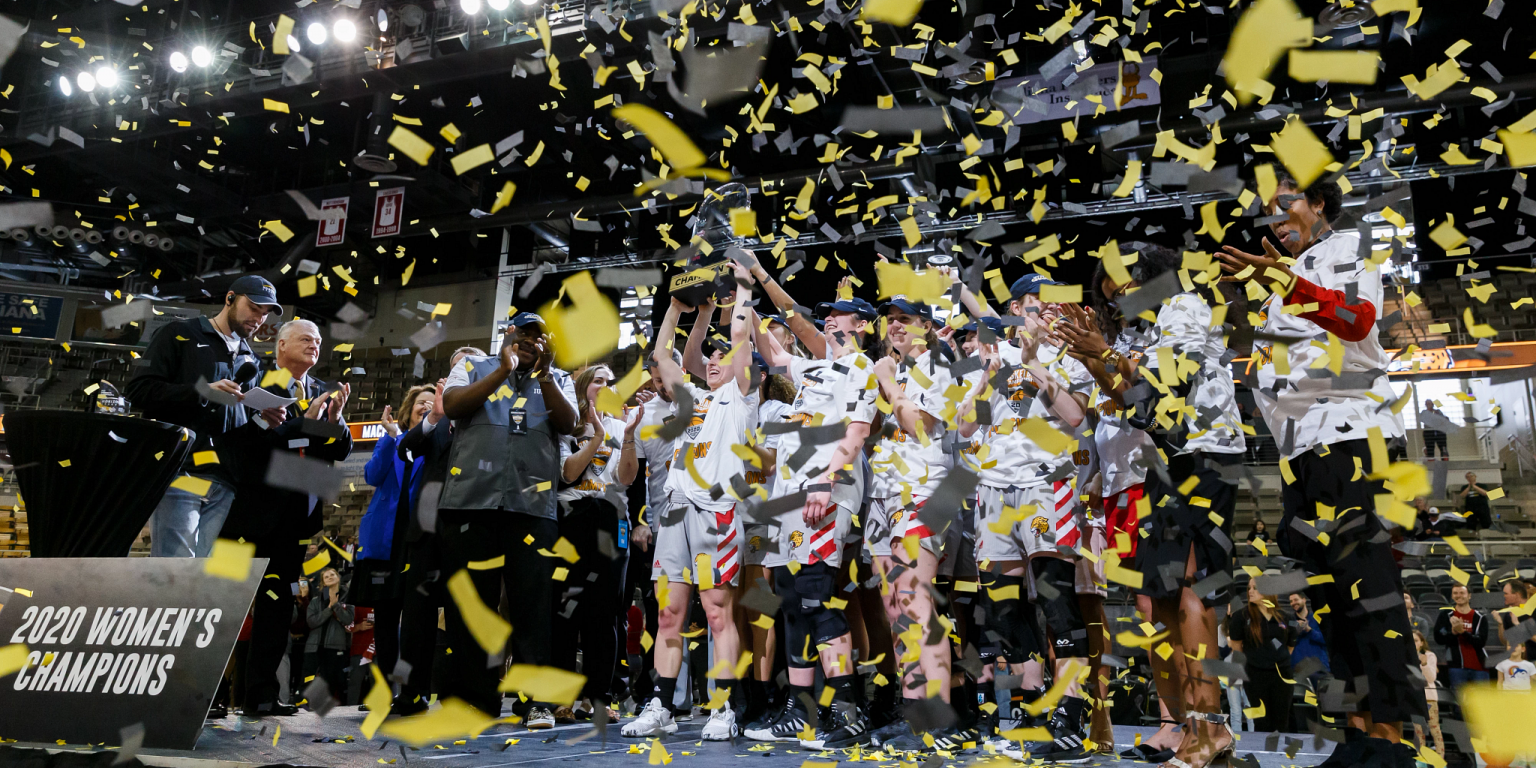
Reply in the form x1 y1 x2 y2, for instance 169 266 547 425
190 46 212 68
76 71 96 92
518 0 539 7
334 18 357 42
95 66 118 88
169 51 188 72
287 34 303 52
376 9 389 31
58 77 72 97
307 22 327 45
488 0 509 9
461 0 483 13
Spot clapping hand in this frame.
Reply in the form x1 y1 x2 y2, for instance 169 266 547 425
381 405 400 437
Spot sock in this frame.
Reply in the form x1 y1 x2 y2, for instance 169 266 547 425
828 675 859 705
714 679 738 710
789 684 815 712
657 677 678 711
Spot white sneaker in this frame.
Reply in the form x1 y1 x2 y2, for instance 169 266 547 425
526 706 555 729
621 698 678 737
701 708 739 741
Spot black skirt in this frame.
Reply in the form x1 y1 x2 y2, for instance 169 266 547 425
1134 450 1239 605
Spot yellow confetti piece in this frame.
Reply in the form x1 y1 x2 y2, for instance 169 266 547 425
468 555 505 570
388 126 436 166
170 475 213 497
450 143 495 176
359 665 392 738
0 643 29 678
205 539 256 582
446 569 511 654
263 98 289 113
862 0 923 25
1287 50 1380 85
613 104 705 170
263 220 295 242
1271 118 1333 189
302 548 332 575
273 15 294 55
1462 683 1536 755
440 123 462 143
1223 0 1312 102
540 271 620 368
490 182 517 214
498 664 587 705
378 697 501 747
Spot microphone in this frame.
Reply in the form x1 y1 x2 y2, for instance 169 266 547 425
233 361 258 386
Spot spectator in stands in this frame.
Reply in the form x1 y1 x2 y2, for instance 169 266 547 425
1413 497 1439 540
351 384 435 706
1405 592 1435 647
1415 631 1445 758
1457 472 1494 530
1435 584 1491 707
1245 519 1271 545
126 275 286 557
306 567 355 708
1229 579 1294 733
1497 580 1536 663
437 315 577 724
1497 642 1534 691
218 318 352 717
1420 400 1450 461
1288 593 1329 675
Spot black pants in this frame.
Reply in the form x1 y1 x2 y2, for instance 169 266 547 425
397 534 447 703
305 647 349 704
551 497 628 703
241 536 307 708
438 509 558 716
1423 430 1448 458
1246 667 1294 733
287 637 308 703
623 542 659 703
1279 439 1426 725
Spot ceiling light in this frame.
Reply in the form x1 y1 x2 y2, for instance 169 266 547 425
518 0 539 7
334 19 357 42
58 77 72 97
95 66 117 88
190 46 212 68
461 0 483 13
76 71 96 92
169 51 188 72
307 22 327 45
286 35 302 52
488 0 509 8
376 9 389 31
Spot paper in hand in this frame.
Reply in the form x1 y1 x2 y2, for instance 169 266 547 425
242 387 298 411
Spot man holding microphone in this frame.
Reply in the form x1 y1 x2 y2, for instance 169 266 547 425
126 275 288 558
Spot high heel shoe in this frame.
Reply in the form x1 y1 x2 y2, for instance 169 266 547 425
1160 712 1233 768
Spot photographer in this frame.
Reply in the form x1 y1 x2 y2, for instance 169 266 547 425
436 313 577 723
125 275 287 557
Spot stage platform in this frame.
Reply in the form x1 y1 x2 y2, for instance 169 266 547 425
2 708 1334 768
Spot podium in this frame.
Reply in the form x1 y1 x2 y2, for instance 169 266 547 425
6 410 193 557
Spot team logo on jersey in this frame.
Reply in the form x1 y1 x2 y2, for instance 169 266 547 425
890 507 905 527
684 401 711 441
790 530 804 548
749 535 763 552
1030 516 1049 537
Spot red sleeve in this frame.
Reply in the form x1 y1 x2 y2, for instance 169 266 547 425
1284 276 1377 342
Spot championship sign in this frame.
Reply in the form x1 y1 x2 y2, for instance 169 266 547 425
0 558 265 749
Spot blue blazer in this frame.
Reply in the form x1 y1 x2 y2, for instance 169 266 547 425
358 432 424 562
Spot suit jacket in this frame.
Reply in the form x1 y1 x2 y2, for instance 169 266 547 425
219 373 353 543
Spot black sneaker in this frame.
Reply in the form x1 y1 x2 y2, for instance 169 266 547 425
870 716 915 746
931 724 983 752
801 702 870 749
241 702 300 717
743 693 811 742
390 694 429 716
867 684 899 730
1020 731 1091 763
1317 730 1368 768
206 702 227 719
880 729 930 752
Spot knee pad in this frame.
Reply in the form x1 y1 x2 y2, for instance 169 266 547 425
795 562 849 646
1032 558 1089 657
979 573 1038 662
774 567 816 669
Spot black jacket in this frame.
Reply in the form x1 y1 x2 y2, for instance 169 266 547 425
218 374 353 542
124 316 260 485
397 416 453 541
1434 606 1490 669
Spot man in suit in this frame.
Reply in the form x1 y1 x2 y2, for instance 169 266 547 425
221 318 353 716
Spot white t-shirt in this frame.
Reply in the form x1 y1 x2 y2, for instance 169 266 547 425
1497 659 1535 690
969 341 1093 489
871 350 955 498
1253 232 1404 457
773 352 878 494
1094 324 1159 496
755 398 793 486
637 396 679 522
1146 293 1246 455
664 383 760 512
215 326 241 356
558 415 630 506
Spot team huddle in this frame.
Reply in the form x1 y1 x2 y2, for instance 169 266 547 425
537 174 1425 768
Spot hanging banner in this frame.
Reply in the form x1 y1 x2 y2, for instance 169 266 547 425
316 197 350 248
0 293 65 340
371 187 405 239
993 56 1160 126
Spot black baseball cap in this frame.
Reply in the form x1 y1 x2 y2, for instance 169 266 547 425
814 298 878 322
229 275 283 315
879 297 934 322
1009 273 1061 299
962 316 1005 335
